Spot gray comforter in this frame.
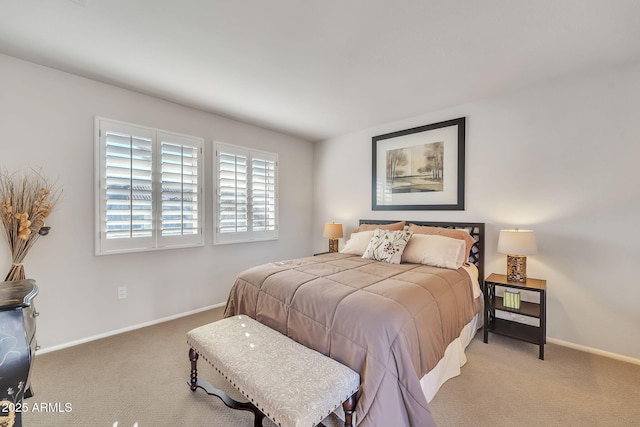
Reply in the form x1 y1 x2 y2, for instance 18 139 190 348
224 253 480 427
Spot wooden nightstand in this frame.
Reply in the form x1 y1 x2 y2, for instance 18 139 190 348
483 273 547 359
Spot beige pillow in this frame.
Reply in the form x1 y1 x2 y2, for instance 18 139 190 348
407 224 476 260
340 231 375 256
402 234 466 269
356 221 405 232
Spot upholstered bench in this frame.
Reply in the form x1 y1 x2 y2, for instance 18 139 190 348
187 315 360 427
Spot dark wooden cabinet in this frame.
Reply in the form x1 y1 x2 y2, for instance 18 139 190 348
0 279 38 427
484 273 546 359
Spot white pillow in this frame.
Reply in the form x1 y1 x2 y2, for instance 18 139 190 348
401 234 466 269
362 229 413 264
340 230 375 256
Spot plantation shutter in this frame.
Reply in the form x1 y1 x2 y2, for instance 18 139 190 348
217 146 248 234
100 123 155 252
251 155 277 231
214 142 278 244
158 133 202 245
96 118 203 255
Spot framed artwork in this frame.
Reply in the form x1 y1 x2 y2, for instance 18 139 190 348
372 117 465 210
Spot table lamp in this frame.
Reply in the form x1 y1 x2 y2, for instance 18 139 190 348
497 229 537 283
323 223 343 253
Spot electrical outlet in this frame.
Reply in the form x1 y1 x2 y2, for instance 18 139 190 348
117 286 127 299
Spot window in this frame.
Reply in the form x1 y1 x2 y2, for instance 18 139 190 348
95 118 203 255
214 142 278 244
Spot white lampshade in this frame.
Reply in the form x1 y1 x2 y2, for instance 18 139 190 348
323 223 343 239
497 229 537 255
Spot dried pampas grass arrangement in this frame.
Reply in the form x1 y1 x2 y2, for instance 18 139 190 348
0 168 62 282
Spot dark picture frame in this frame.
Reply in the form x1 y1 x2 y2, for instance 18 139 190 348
372 117 465 210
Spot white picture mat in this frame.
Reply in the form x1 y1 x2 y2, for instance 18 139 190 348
375 124 460 206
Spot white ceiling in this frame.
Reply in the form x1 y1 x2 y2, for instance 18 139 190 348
2 0 640 141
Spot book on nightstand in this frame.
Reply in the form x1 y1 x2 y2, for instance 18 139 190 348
503 289 521 310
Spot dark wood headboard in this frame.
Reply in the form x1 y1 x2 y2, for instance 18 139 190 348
359 220 485 281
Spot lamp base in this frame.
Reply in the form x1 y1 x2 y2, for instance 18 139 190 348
328 238 339 253
506 255 527 283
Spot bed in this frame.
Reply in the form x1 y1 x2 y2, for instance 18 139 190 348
223 220 484 427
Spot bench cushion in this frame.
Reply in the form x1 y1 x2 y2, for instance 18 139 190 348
187 315 360 427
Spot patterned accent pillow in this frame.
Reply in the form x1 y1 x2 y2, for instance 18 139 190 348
362 229 413 264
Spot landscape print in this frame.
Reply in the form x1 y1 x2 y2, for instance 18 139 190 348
386 141 444 193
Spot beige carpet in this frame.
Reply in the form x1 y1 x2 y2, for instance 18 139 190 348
429 334 640 426
23 307 640 426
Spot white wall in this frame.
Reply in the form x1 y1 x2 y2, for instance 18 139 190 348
0 54 314 350
313 61 640 360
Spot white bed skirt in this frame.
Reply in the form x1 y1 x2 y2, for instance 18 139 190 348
421 310 482 402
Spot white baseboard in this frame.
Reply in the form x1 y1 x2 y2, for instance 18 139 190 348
36 306 640 367
36 302 226 355
548 337 640 366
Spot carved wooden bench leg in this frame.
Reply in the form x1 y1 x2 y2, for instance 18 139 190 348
188 347 265 427
343 393 356 427
189 347 198 391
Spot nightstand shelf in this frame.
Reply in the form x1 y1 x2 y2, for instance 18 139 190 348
493 297 540 318
489 318 540 345
484 273 546 359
